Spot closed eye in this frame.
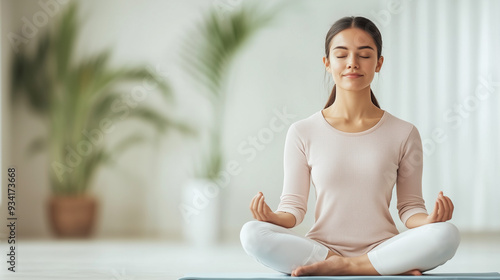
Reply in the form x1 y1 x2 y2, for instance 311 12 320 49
336 56 371 58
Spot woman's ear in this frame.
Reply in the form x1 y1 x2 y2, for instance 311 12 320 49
375 56 384 72
323 56 331 72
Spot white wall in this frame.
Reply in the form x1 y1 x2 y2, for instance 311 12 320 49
3 0 499 241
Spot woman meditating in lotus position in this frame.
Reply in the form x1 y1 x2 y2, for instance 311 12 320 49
240 16 460 276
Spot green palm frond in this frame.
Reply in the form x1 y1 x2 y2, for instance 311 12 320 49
127 107 178 133
53 2 77 81
107 134 148 163
12 31 53 113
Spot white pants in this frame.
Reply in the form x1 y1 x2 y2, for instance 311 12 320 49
240 221 460 275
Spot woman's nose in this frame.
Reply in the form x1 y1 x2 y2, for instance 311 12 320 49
347 62 359 69
347 56 359 69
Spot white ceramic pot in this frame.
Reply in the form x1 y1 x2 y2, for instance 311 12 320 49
181 178 221 247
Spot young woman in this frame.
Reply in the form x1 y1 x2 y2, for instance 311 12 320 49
239 16 460 276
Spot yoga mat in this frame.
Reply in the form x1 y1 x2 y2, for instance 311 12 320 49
179 272 500 280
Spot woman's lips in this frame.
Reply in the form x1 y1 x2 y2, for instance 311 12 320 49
344 74 363 78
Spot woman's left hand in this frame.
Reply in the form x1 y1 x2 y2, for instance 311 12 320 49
426 191 454 223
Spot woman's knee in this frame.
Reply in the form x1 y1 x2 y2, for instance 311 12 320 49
240 221 274 256
425 222 461 259
430 222 460 247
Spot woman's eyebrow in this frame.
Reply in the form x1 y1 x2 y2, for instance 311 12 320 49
332 46 374 51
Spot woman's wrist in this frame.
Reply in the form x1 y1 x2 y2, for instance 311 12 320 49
405 213 431 229
272 211 296 228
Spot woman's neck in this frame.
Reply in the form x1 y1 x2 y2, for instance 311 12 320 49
325 86 381 119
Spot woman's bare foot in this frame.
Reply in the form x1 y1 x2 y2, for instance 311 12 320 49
291 252 423 277
402 269 422 276
291 255 346 276
291 254 379 277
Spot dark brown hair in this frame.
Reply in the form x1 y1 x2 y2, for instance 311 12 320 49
324 16 382 109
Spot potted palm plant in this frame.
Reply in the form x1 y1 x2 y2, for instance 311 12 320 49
179 3 278 246
12 3 193 237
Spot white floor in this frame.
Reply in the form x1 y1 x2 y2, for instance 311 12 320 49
0 233 499 280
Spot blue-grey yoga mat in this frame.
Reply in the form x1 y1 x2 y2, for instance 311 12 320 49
179 272 500 280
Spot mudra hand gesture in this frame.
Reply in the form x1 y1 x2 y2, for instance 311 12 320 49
426 191 454 223
249 192 277 223
249 192 295 228
406 191 455 228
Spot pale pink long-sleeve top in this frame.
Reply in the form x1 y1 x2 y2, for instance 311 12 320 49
276 109 428 257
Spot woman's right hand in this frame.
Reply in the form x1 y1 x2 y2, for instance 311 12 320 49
250 192 277 223
249 192 296 228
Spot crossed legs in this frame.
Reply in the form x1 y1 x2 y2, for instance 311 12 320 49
240 221 460 276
